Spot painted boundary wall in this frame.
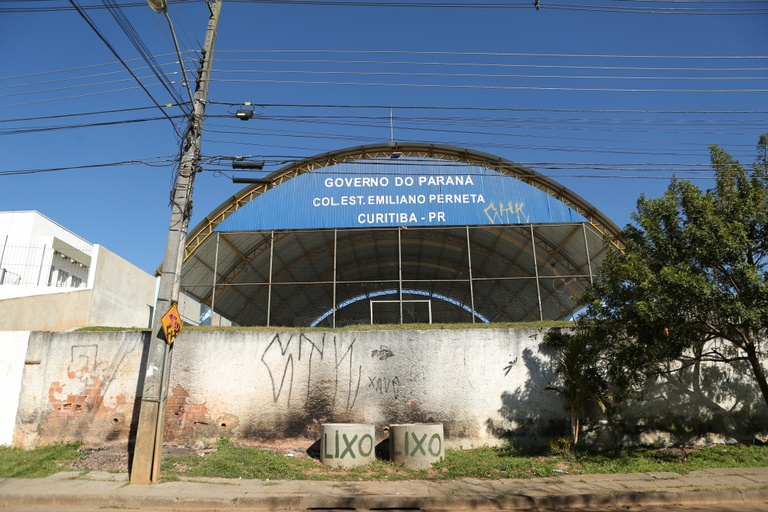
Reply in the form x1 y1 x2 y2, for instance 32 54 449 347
4 329 767 450
0 332 29 445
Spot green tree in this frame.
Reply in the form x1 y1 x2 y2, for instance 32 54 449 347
543 328 614 446
569 135 768 411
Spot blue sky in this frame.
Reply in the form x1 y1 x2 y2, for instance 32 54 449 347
1 0 766 274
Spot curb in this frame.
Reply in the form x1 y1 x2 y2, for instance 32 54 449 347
3 489 768 511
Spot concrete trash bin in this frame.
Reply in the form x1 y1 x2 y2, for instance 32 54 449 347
389 423 444 469
320 423 376 468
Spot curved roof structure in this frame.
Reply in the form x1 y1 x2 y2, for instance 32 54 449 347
181 143 621 327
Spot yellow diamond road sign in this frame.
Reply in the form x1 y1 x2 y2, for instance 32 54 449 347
160 303 182 345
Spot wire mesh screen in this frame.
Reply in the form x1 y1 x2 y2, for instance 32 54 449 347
197 224 607 327
371 299 431 324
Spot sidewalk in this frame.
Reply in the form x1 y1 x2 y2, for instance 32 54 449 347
1 467 767 510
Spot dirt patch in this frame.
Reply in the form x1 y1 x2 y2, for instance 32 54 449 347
71 448 131 472
70 440 314 473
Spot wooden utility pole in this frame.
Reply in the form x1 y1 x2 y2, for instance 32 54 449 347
130 0 222 485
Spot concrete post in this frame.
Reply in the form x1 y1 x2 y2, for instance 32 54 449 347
130 1 222 485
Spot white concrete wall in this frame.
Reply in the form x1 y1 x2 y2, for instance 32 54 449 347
0 332 29 446
0 246 156 331
8 328 768 451
88 246 155 329
165 328 564 448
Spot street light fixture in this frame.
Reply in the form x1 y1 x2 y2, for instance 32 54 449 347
232 177 272 184
147 0 193 102
231 159 268 184
232 159 265 170
146 0 167 13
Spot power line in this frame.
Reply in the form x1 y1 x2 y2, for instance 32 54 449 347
0 84 174 110
0 157 177 177
0 74 170 100
102 0 191 114
210 76 768 93
0 116 177 136
214 56 768 73
67 0 184 138
218 48 768 60
0 60 187 93
212 68 768 82
198 0 768 16
209 101 768 115
0 53 179 83
4 0 767 14
0 105 176 123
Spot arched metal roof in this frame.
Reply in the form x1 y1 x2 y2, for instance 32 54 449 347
180 143 621 327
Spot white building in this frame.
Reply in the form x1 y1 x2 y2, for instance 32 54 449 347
0 211 156 331
0 211 231 331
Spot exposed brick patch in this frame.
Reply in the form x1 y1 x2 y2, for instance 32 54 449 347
163 384 214 444
43 365 129 447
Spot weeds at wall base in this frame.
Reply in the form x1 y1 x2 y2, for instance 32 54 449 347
1 441 766 480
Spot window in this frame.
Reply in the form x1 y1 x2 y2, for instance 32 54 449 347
56 269 69 287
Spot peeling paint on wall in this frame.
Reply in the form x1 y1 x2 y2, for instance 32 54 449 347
7 328 768 450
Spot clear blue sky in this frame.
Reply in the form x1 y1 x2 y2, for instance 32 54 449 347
2 0 766 274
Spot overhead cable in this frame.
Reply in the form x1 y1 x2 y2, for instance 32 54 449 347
3 0 767 15
0 158 176 176
101 0 191 113
66 0 183 138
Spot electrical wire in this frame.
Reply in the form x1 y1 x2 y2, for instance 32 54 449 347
0 157 177 177
0 84 159 109
213 56 768 73
211 76 768 92
212 68 768 82
0 116 179 136
0 53 179 84
66 0 184 138
216 48 768 60
101 0 191 114
0 105 162 124
4 2 764 187
3 0 767 15
191 0 768 16
209 101 768 115
0 74 171 100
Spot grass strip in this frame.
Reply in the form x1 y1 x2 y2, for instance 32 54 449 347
1 440 766 481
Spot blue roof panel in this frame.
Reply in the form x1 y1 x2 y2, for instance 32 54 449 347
217 159 586 231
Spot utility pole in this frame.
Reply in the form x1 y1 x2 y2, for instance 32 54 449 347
130 0 222 485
